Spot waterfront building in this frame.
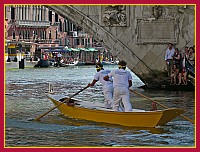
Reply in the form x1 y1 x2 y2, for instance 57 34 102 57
5 5 94 62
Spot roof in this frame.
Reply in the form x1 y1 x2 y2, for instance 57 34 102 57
42 47 98 52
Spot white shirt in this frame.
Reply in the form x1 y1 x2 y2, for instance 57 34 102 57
165 47 175 60
57 53 62 58
108 69 132 88
94 70 113 89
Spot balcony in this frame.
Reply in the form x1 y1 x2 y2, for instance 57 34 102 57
78 31 88 37
15 20 51 28
37 39 60 44
68 31 78 37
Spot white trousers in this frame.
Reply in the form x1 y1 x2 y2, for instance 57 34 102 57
113 87 132 112
103 86 113 109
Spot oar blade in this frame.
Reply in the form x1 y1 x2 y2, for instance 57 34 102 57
34 85 89 121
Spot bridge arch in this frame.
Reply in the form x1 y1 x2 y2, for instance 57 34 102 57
46 5 195 88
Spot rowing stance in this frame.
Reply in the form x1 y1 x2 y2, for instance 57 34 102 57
104 60 133 112
88 62 113 109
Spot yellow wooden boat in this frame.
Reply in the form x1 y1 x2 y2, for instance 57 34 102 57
46 94 185 128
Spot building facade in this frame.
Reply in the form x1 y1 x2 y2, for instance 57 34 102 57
5 5 94 61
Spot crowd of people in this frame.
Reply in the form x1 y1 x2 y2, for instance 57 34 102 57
87 43 195 111
165 43 195 85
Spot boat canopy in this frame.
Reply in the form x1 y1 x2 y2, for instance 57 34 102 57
67 48 99 52
43 47 98 52
67 48 80 52
39 46 64 49
44 49 69 53
78 48 98 52
87 48 98 52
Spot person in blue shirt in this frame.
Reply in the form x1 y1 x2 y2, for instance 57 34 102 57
165 43 175 77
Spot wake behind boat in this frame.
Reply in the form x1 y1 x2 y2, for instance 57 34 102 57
46 94 185 128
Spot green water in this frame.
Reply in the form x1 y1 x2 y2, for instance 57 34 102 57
5 65 195 147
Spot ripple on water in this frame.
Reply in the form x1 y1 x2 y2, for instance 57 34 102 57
5 66 195 147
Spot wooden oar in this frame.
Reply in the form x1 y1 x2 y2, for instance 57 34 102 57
34 85 89 121
130 89 194 124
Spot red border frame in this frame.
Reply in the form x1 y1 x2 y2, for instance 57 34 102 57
2 0 198 152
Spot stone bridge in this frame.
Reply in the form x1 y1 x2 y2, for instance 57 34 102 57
46 5 195 88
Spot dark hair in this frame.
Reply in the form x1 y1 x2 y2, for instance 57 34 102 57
189 47 194 51
118 60 127 66
118 60 127 69
175 48 179 52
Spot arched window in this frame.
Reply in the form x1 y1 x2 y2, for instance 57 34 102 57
43 30 46 39
65 19 69 32
22 31 24 39
49 10 52 23
25 30 27 39
19 31 22 39
40 6 43 21
81 38 85 46
33 6 36 21
49 31 51 39
59 19 62 32
56 30 58 39
68 20 72 32
33 30 36 39
27 30 29 39
13 31 15 39
55 13 58 22
40 31 43 39
64 37 68 45
77 38 80 45
11 6 15 20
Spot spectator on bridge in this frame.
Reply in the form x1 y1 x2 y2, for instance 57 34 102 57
104 60 133 112
170 64 179 85
172 46 195 86
186 46 190 58
178 66 187 85
182 46 189 60
173 48 182 74
173 48 182 66
165 43 175 77
188 47 195 66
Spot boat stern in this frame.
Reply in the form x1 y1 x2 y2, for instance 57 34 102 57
156 108 185 126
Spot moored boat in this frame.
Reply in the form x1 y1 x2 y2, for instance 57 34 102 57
101 60 118 65
185 57 195 85
34 59 50 68
185 57 195 77
66 60 79 66
46 94 185 127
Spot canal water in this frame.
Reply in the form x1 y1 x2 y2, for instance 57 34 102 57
5 65 195 147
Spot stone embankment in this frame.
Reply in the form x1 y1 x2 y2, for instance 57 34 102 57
6 61 37 69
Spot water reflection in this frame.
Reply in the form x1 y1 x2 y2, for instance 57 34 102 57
5 66 195 147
